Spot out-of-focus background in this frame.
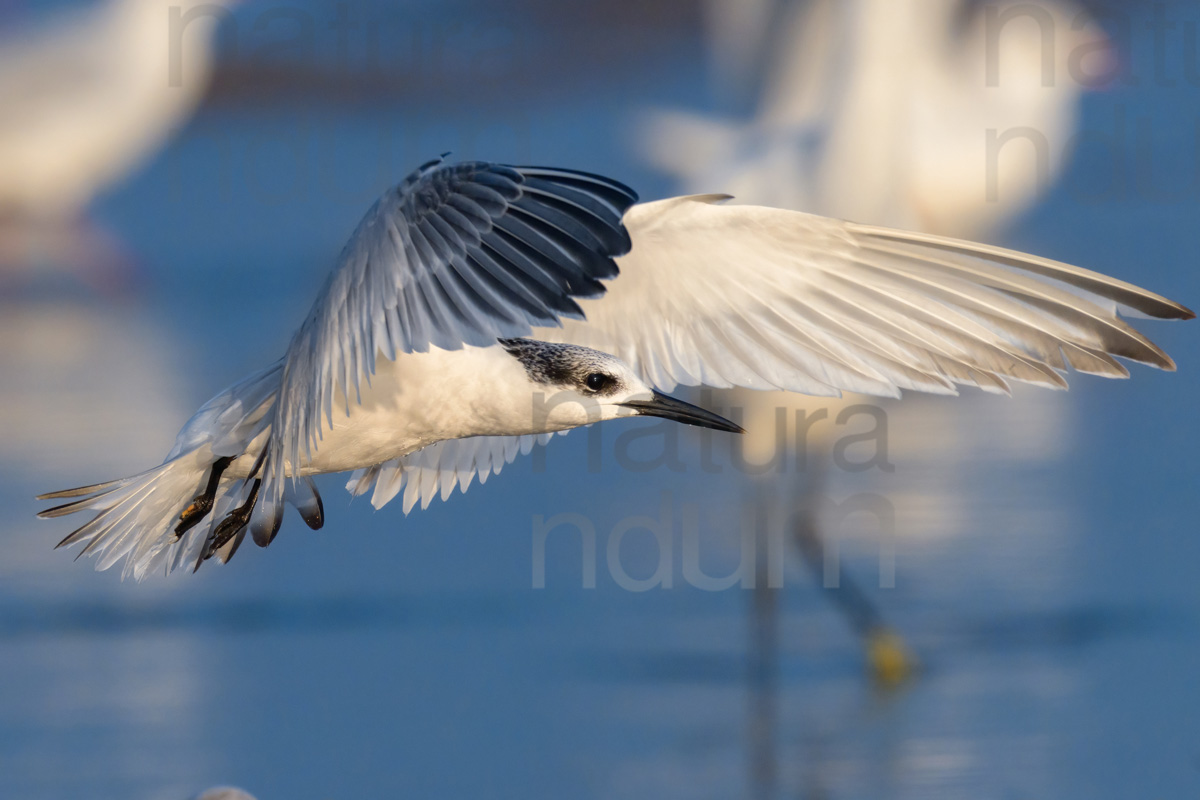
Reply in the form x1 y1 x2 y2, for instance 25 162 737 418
1 1 1197 798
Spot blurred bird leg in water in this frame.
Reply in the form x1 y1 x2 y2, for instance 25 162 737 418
748 478 779 800
791 448 916 689
731 390 915 686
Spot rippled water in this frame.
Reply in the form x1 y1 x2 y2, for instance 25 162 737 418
2 2 1198 798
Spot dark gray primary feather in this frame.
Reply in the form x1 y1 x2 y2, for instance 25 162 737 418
249 158 638 544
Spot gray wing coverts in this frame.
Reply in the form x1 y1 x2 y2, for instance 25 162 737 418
251 159 639 545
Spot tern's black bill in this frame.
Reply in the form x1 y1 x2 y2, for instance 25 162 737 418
619 391 745 434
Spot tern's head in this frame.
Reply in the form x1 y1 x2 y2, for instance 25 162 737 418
499 339 743 434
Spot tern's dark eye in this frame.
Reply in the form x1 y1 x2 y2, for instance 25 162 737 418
584 372 615 393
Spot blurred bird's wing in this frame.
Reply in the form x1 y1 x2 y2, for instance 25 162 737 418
536 195 1193 396
345 432 568 513
254 158 637 542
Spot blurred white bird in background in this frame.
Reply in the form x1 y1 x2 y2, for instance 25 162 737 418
648 0 1112 235
0 0 227 537
0 0 235 220
641 0 1116 535
0 0 236 270
638 0 1116 693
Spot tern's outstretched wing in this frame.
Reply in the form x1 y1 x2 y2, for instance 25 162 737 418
344 432 569 514
536 195 1192 396
254 159 637 543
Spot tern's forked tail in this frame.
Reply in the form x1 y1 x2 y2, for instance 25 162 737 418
35 360 319 579
38 450 325 580
38 451 228 579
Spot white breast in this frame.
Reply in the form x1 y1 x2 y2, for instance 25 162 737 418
228 344 540 480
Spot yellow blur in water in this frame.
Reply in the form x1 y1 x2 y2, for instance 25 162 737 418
866 626 917 689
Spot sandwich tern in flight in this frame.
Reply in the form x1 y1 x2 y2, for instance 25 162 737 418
38 158 1193 579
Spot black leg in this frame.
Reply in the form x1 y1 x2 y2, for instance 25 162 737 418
175 456 235 538
201 479 261 562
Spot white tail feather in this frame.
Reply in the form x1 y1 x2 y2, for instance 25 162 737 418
39 361 287 579
42 451 211 580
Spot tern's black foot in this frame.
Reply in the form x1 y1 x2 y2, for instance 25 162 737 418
175 456 234 539
175 498 213 538
202 479 261 563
